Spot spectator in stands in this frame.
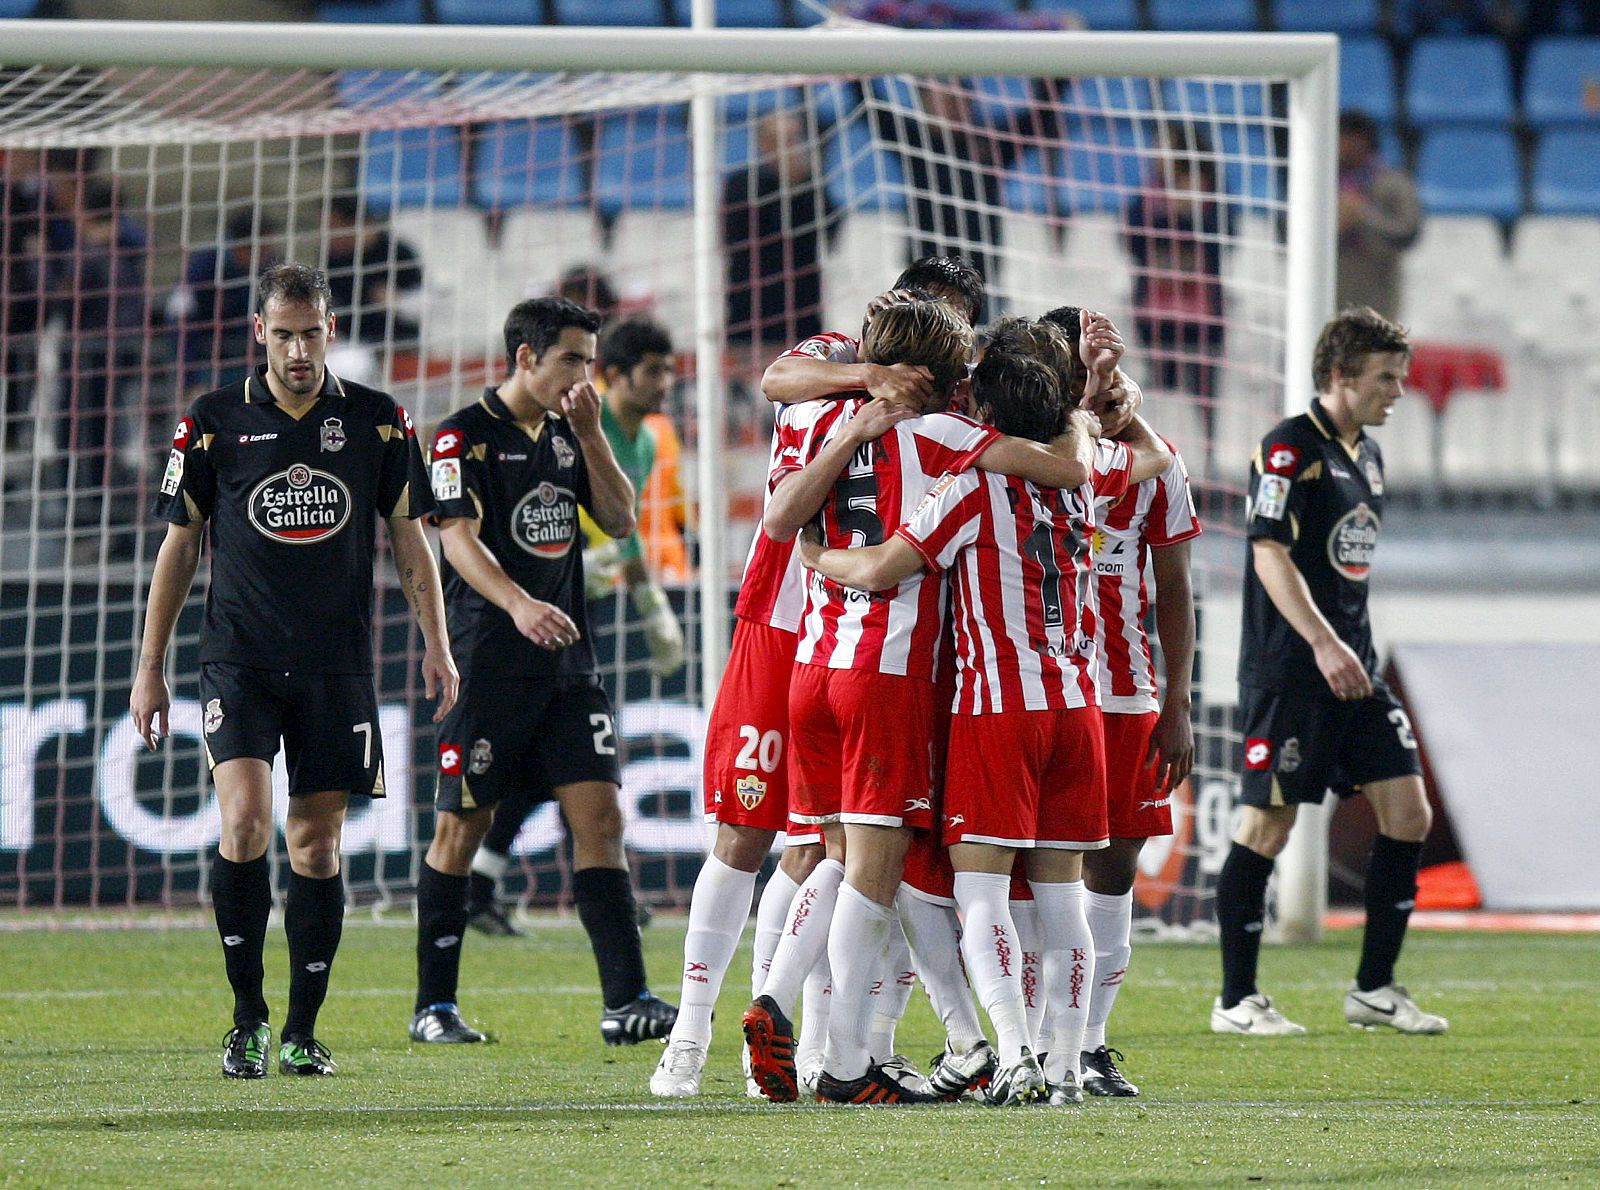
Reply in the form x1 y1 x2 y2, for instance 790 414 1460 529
1 148 45 451
1123 126 1227 423
557 264 622 324
1336 110 1420 321
166 207 282 396
723 109 839 352
324 193 423 357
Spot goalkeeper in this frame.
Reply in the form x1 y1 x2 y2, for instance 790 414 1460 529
464 316 684 936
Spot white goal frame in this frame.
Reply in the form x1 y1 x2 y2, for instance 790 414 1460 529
3 19 1337 941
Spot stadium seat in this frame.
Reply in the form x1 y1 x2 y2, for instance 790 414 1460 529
1438 389 1548 492
669 0 790 26
594 107 692 217
1149 0 1257 31
434 0 542 21
1531 129 1600 215
1162 78 1271 119
1400 214 1508 339
335 69 442 110
969 76 1038 133
362 127 465 212
1406 37 1515 126
1003 147 1056 216
472 119 588 209
1273 0 1380 32
1027 0 1140 30
317 0 425 21
1555 383 1600 491
389 210 496 355
1376 392 1438 493
822 211 911 332
996 212 1073 307
1512 213 1600 279
1339 37 1398 124
0 0 38 14
1063 76 1156 120
821 117 907 213
1058 116 1147 214
1137 393 1207 474
553 0 667 24
1415 129 1521 220
1524 38 1600 127
1216 123 1281 209
1055 211 1134 318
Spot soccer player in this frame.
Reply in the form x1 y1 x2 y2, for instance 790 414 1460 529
462 316 684 937
409 297 677 1048
1213 306 1446 1037
131 262 457 1079
1041 304 1202 1097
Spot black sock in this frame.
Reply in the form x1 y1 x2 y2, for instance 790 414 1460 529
573 866 647 1010
415 862 470 1013
283 870 345 1042
467 871 497 915
482 784 536 855
1216 842 1276 1009
211 852 271 1029
1356 835 1423 993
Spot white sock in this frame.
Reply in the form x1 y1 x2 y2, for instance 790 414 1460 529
896 885 984 1052
668 855 756 1045
759 858 843 1018
470 847 508 883
752 867 801 999
954 871 1031 1065
1030 878 1094 1085
1084 888 1134 1053
868 916 916 1061
1011 897 1048 1050
822 883 893 1082
794 949 832 1077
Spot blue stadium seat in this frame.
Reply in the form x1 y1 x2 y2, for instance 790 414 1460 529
1216 123 1281 209
719 87 805 126
821 117 906 213
553 0 666 24
1028 0 1139 30
317 0 425 21
1059 116 1147 214
363 127 465 212
472 120 587 209
969 76 1037 132
1161 78 1271 119
336 70 443 110
1149 0 1257 32
1274 0 1380 32
869 76 922 115
594 107 692 217
1524 39 1600 127
669 0 789 25
1532 129 1600 214
1339 37 1398 123
1004 146 1057 216
0 0 39 15
1406 37 1514 126
1416 128 1521 219
435 0 542 21
1063 76 1155 120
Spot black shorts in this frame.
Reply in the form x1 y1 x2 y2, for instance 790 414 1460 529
433 674 623 813
199 663 384 798
1238 680 1422 808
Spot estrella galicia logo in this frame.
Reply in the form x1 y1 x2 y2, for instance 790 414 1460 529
511 481 577 558
247 464 352 544
1327 502 1380 582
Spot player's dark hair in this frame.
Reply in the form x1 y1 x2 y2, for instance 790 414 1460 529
1339 108 1379 149
989 315 1080 407
861 299 975 408
597 317 673 375
328 192 364 224
256 261 332 315
972 349 1063 444
503 296 603 372
1313 305 1410 392
892 255 985 324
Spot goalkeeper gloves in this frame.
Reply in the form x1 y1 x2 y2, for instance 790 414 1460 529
584 538 625 601
631 582 685 677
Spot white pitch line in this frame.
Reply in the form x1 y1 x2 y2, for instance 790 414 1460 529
0 985 597 1001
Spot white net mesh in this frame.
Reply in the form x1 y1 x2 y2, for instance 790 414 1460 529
0 48 1294 927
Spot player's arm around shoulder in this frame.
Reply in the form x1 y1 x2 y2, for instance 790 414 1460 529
763 397 913 542
797 523 924 592
973 407 1096 490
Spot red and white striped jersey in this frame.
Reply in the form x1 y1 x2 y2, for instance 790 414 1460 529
1092 445 1202 713
788 401 1001 679
778 332 860 365
897 440 1134 713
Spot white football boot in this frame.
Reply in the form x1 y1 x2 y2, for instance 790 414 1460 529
1344 983 1449 1034
650 1038 708 1098
1210 993 1308 1036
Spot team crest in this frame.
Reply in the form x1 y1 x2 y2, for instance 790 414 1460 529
468 738 494 776
552 435 576 469
735 775 768 811
203 698 224 734
1279 737 1302 773
320 417 347 453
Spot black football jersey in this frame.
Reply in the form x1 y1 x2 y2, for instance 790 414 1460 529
151 367 432 675
1239 399 1386 692
429 388 596 681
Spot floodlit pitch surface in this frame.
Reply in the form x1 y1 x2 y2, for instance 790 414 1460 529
2 922 1596 1187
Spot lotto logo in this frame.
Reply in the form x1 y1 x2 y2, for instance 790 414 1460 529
399 405 415 436
172 417 192 449
439 744 463 775
1245 739 1274 771
1265 444 1300 475
432 430 462 459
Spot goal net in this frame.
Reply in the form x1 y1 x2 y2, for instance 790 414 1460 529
0 21 1332 932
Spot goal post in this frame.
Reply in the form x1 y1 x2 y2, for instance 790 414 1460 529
0 19 1336 939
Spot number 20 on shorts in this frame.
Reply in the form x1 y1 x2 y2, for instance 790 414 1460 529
735 725 782 774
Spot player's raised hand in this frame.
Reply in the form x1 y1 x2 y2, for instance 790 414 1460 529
1313 635 1373 702
509 592 582 652
863 287 920 325
421 644 460 723
562 380 603 438
846 397 916 444
864 362 935 412
1079 309 1125 381
1147 700 1195 795
1087 369 1137 438
130 667 171 751
1066 404 1103 440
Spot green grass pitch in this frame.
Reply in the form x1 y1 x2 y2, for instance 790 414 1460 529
1 920 1596 1188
